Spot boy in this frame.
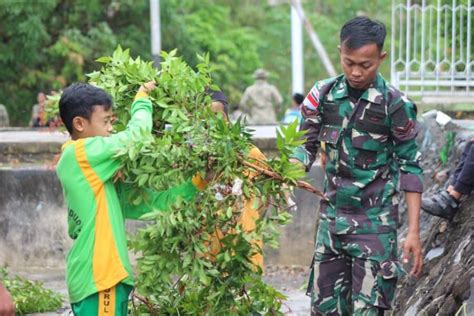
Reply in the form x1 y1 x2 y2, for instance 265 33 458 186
206 89 266 269
56 82 206 315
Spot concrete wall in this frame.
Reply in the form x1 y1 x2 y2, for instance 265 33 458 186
0 168 70 268
265 165 323 266
0 129 323 268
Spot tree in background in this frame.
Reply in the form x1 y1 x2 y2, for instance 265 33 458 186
0 0 392 126
0 0 261 125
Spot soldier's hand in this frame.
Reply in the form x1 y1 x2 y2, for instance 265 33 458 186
403 232 423 277
0 284 15 316
282 184 297 211
289 158 305 170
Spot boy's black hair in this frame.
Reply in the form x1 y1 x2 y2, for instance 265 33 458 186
293 93 305 105
340 16 386 51
59 83 113 134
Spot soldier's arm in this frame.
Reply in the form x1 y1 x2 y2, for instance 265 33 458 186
390 98 423 193
290 84 323 171
404 191 423 276
390 97 423 276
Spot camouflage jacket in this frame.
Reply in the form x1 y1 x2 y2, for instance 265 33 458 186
292 73 423 235
240 80 283 125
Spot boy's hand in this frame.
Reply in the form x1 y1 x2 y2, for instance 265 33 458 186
138 81 156 95
113 170 124 183
191 168 218 191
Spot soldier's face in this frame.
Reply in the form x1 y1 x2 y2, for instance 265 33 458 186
338 43 387 90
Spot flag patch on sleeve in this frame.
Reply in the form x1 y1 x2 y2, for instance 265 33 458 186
301 86 320 117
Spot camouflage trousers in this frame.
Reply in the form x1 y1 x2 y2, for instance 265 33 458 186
308 220 403 316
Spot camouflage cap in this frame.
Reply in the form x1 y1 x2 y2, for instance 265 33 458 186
253 68 268 79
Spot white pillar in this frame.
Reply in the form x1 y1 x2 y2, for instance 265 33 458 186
291 3 304 94
150 0 161 67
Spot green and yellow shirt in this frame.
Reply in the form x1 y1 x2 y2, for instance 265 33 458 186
56 95 202 303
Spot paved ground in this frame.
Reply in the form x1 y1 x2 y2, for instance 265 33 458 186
15 265 310 315
264 265 311 315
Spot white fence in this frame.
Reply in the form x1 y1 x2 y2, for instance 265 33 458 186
391 0 474 103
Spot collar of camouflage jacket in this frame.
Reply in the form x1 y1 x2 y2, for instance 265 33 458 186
332 73 386 105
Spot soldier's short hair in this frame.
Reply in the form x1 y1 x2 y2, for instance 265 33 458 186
340 16 386 51
59 83 113 134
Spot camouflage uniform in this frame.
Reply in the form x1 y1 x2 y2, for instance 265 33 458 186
291 74 423 315
240 70 283 125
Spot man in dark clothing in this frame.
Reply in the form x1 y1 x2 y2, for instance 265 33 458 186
422 139 474 220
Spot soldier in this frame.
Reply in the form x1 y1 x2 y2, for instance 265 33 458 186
240 68 283 125
291 17 423 315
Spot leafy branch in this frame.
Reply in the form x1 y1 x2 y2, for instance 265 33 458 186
0 268 63 315
48 46 311 314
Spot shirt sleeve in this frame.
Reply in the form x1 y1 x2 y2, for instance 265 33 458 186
290 83 323 171
117 175 206 220
390 98 424 193
82 95 153 182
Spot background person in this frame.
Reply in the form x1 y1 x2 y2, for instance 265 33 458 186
240 68 283 125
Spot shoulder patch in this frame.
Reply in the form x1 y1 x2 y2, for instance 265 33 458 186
303 85 320 111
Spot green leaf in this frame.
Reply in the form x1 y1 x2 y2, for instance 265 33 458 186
96 56 112 63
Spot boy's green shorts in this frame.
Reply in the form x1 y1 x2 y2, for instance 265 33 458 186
71 283 133 316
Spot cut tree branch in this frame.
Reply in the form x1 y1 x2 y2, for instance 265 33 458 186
240 159 327 201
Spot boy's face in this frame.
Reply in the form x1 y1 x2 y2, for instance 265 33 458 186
338 43 387 90
210 101 228 121
72 105 114 139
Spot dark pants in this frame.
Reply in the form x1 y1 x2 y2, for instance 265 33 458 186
450 140 474 196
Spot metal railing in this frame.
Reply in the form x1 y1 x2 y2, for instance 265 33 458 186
391 0 474 103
